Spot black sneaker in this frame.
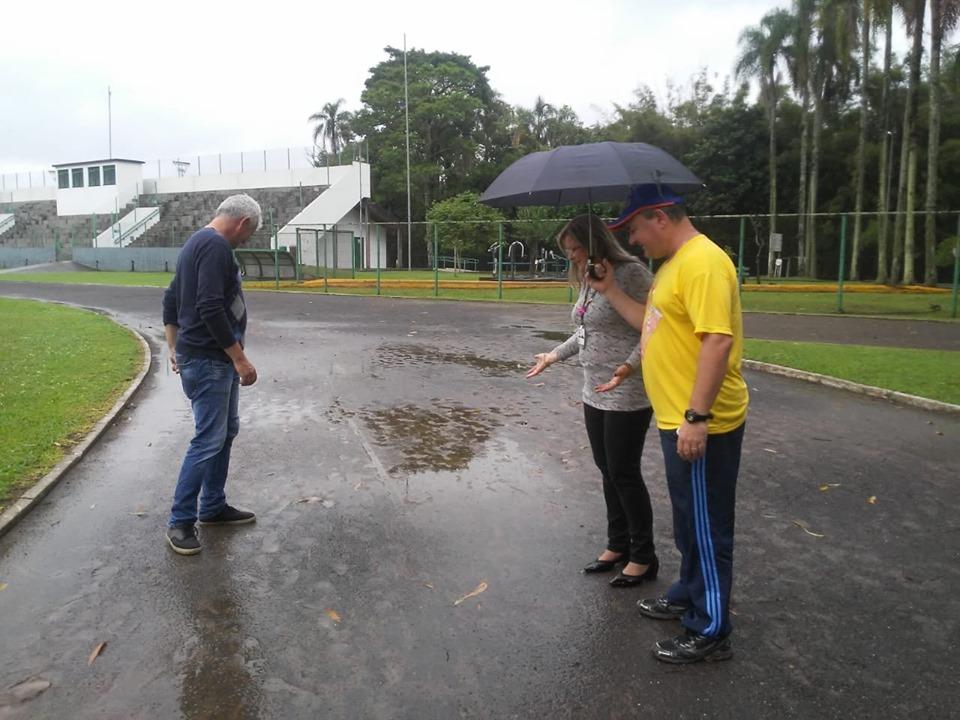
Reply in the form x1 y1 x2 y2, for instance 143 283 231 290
653 631 732 664
166 524 201 555
198 504 256 526
637 596 690 620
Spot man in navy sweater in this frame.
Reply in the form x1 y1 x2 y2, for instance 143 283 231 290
162 194 261 555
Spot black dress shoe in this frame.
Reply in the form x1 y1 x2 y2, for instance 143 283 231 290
609 556 659 587
637 596 689 620
582 552 627 574
652 631 732 664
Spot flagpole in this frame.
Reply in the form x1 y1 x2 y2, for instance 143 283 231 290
108 86 113 157
403 34 412 271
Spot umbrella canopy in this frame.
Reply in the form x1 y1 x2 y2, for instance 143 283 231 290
479 141 703 208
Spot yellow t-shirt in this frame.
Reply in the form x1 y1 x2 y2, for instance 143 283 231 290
640 234 749 433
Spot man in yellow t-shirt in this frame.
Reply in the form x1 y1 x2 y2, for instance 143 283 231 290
592 184 748 664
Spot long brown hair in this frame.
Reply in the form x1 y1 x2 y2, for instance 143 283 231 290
556 213 640 287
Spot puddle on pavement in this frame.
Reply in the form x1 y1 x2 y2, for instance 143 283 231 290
376 343 524 377
532 330 571 342
343 402 502 474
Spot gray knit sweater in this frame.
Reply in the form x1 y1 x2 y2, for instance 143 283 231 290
551 261 653 411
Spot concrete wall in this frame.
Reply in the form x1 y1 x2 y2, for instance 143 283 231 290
0 247 56 268
73 247 180 273
0 187 57 204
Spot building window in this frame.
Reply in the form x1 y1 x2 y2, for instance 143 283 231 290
88 166 101 187
71 168 84 188
102 165 116 186
58 169 69 189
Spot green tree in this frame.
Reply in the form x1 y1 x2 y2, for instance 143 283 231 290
805 0 859 278
736 8 794 276
426 192 505 271
351 47 514 261
901 0 926 284
924 1 960 285
785 0 816 270
850 0 874 280
875 0 895 282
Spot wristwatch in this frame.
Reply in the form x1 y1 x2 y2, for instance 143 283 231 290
684 408 714 424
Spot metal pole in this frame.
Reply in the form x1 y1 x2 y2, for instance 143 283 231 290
314 229 320 281
951 215 959 319
737 216 746 293
377 223 382 296
433 223 439 297
108 86 112 157
323 224 329 293
272 224 279 290
838 214 847 313
497 222 504 300
296 228 302 283
403 33 412 271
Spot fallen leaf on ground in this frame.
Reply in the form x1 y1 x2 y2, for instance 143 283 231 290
867 496 877 504
819 483 841 492
793 520 825 538
325 609 342 623
87 641 107 666
454 581 488 606
3 677 51 704
423 583 434 590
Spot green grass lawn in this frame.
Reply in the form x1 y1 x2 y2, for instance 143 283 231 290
740 291 955 319
0 271 173 287
0 298 143 504
2 269 956 319
743 339 960 404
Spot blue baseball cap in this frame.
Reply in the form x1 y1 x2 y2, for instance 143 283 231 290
608 184 684 230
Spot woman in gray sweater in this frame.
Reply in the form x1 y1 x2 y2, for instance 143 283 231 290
526 214 657 587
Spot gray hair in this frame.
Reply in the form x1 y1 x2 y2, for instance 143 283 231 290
216 194 263 231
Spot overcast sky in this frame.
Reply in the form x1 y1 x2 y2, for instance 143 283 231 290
2 0 903 171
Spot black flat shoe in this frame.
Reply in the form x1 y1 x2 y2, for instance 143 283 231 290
582 552 627 574
609 556 659 587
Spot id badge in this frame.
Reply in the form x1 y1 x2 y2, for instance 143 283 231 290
576 325 586 347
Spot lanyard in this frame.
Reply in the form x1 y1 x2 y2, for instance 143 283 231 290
575 287 597 324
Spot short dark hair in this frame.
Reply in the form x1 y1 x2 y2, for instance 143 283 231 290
641 204 687 222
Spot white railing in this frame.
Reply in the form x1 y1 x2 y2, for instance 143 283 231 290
93 207 160 248
142 145 353 179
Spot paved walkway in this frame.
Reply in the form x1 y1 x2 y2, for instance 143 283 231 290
0 285 957 719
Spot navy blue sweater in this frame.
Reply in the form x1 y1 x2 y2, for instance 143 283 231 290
162 228 247 362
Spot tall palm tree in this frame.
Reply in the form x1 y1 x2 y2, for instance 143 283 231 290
736 8 794 277
309 99 349 159
875 0 895 283
786 0 817 274
850 0 874 280
806 0 860 278
532 96 554 148
901 0 926 284
924 1 960 285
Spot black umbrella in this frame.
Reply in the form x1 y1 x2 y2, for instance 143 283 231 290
479 141 703 208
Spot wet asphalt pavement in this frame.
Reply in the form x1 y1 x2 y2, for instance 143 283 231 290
0 284 958 720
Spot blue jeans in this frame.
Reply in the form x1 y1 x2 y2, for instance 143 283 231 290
168 353 240 528
659 423 745 638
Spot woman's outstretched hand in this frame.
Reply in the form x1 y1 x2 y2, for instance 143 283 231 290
594 363 633 393
526 352 558 379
